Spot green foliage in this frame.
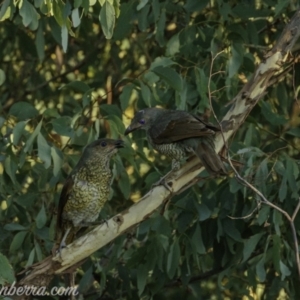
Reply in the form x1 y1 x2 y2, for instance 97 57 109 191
0 0 300 299
0 252 15 284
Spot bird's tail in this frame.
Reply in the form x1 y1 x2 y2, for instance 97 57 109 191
195 141 227 176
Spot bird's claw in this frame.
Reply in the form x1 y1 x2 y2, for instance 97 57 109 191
98 219 109 228
152 177 173 193
52 242 66 260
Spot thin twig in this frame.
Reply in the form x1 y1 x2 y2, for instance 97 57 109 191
227 204 260 220
207 50 225 126
292 198 300 222
207 49 300 281
228 153 300 280
210 85 230 95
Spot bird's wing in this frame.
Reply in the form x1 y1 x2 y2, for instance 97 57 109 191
56 175 74 231
150 111 220 144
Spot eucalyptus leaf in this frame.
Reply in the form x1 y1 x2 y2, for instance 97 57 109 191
9 102 38 120
0 253 15 284
99 1 115 39
153 66 183 91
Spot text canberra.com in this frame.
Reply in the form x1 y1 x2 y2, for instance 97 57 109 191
0 282 79 297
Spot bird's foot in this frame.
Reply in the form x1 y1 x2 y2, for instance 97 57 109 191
152 177 173 192
101 219 109 228
55 227 70 259
54 241 66 259
151 160 180 193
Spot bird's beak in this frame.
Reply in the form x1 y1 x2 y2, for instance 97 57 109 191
124 123 141 135
114 140 124 148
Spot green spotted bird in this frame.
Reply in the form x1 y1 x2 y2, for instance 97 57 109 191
55 138 124 252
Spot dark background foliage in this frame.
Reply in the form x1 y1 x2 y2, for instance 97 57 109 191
0 0 300 298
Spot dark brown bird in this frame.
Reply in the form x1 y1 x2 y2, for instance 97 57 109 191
124 108 226 175
55 138 124 252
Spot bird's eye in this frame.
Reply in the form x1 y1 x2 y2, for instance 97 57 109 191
101 141 107 147
139 119 145 125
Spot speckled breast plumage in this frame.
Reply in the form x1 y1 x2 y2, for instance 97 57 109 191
147 133 192 161
62 166 112 227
